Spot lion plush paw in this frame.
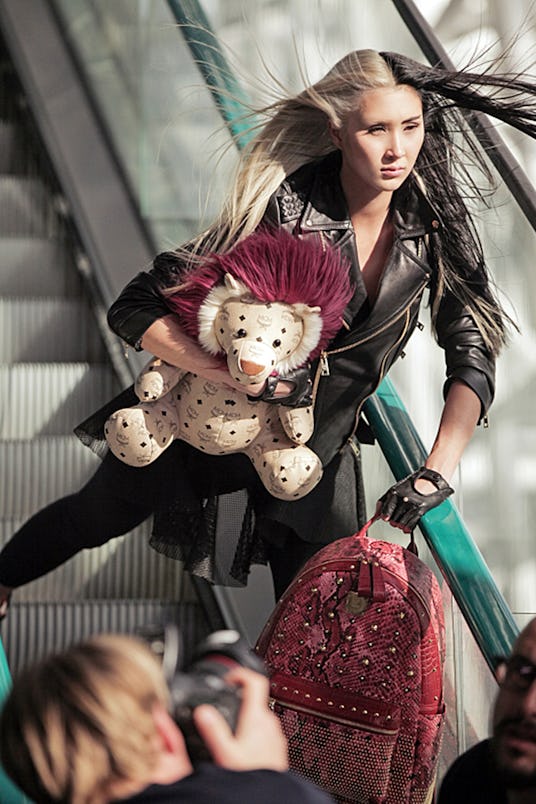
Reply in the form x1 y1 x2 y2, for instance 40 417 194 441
105 399 179 466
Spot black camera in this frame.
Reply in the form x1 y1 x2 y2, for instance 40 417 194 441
144 625 267 764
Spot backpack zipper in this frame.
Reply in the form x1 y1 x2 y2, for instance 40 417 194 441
258 554 443 712
259 554 434 655
269 696 399 735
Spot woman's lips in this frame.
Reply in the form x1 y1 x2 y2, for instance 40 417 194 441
381 166 406 178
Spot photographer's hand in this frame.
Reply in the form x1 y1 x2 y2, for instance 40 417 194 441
193 666 288 772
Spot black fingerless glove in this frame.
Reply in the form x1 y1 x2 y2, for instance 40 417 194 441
377 467 454 531
247 365 313 408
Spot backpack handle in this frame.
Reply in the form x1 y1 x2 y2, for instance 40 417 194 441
356 514 419 555
355 514 379 540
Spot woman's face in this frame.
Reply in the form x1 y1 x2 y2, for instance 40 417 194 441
330 85 425 199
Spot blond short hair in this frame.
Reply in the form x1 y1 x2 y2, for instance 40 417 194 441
0 634 170 804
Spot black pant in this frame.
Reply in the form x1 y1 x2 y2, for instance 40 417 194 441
0 444 322 597
264 539 323 599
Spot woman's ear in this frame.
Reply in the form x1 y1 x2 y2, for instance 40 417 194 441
328 121 342 148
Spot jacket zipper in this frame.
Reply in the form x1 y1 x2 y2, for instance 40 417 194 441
269 696 398 735
310 276 427 454
312 277 427 397
342 306 411 450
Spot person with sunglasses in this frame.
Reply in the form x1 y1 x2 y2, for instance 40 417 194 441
438 617 536 804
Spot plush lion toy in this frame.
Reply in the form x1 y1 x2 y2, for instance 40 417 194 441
105 230 353 501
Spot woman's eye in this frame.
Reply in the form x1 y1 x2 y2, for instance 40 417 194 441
236 328 247 338
368 126 385 134
272 339 282 348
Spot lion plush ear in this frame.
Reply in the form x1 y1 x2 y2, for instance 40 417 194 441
285 303 323 371
197 273 249 355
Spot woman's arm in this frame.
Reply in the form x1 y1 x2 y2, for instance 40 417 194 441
141 315 232 384
105 258 265 392
377 380 480 531
420 379 481 487
142 315 295 397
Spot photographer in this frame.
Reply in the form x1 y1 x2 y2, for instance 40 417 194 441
0 634 332 804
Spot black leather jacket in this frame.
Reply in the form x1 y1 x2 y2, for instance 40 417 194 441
108 152 495 467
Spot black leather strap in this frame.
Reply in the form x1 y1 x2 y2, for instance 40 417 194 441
247 365 313 408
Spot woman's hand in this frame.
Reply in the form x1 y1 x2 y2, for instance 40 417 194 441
376 468 454 533
376 380 480 532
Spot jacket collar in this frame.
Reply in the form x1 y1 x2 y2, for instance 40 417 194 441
297 151 443 239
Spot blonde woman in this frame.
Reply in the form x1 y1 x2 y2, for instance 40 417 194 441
0 49 535 601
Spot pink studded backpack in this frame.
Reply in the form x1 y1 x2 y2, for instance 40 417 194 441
256 518 446 804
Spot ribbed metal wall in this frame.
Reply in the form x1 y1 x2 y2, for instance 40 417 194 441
2 600 208 675
0 437 99 515
0 363 118 438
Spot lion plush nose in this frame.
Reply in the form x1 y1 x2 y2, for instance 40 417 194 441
236 340 274 376
240 360 264 375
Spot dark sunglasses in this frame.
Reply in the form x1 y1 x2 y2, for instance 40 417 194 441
494 655 536 692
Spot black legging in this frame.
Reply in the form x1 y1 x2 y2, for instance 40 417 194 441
264 539 322 600
0 448 183 588
0 444 323 596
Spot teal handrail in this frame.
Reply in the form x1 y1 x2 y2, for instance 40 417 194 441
167 0 519 668
364 379 518 666
166 0 252 149
0 638 31 803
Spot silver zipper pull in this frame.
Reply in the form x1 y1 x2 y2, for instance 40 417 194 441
320 353 330 376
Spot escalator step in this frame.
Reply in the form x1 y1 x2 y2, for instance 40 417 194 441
2 599 208 676
0 363 120 438
0 436 100 517
1 297 107 362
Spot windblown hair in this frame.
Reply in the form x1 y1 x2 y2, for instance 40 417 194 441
178 48 536 355
0 634 170 804
167 228 353 359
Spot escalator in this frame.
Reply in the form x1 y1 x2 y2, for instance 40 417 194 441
0 1 221 683
0 0 534 801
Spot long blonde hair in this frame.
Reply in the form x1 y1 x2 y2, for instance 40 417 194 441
0 634 170 804
179 47 536 353
186 50 394 255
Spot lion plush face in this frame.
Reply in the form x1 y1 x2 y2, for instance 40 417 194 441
198 274 323 385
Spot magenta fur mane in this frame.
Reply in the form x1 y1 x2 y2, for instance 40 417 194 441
166 229 353 359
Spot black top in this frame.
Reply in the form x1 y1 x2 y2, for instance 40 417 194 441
116 763 334 803
437 739 508 804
